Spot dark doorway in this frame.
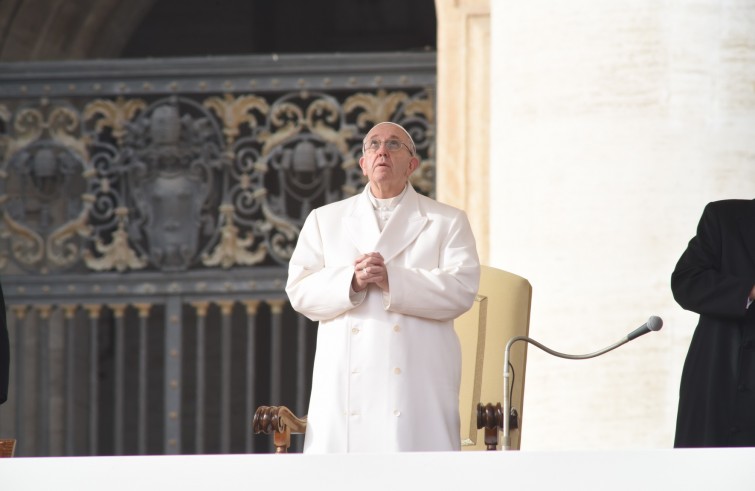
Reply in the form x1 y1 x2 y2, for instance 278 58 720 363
121 0 437 58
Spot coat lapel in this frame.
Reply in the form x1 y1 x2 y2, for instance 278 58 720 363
342 185 429 262
343 187 381 254
375 186 428 264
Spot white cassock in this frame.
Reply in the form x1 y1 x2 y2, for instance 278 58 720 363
286 184 480 453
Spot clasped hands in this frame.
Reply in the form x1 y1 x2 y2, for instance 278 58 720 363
352 252 389 292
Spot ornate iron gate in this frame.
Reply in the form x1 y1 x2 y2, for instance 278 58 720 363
0 52 436 456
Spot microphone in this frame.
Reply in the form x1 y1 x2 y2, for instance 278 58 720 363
501 315 663 450
626 315 663 341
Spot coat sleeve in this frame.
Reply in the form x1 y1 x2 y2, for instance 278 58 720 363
671 202 754 319
285 210 360 322
384 209 480 322
0 282 9 405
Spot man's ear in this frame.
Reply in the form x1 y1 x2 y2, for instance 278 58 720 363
407 156 420 175
359 156 368 176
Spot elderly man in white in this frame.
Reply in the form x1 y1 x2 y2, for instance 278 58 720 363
286 121 480 453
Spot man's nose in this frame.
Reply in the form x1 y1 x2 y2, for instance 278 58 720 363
376 142 389 155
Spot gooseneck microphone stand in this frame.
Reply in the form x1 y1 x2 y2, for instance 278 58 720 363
502 316 663 450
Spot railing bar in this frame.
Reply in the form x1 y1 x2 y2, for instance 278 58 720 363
64 306 76 456
296 313 307 416
114 306 125 455
13 307 27 456
164 298 182 454
87 306 100 456
244 301 259 454
295 312 308 453
37 307 51 456
270 301 283 406
138 306 149 455
220 301 232 454
269 301 284 454
195 306 206 455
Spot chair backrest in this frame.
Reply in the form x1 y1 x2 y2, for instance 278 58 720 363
454 265 532 450
0 438 16 458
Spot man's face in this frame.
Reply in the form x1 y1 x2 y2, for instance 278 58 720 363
359 124 418 193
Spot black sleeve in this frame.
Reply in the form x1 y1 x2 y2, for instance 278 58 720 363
671 202 753 319
0 282 9 405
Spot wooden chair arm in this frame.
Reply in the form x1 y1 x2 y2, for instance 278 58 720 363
0 438 16 458
252 406 307 453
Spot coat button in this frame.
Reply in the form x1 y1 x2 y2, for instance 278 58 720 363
351 327 360 334
393 367 402 375
393 410 401 417
393 325 401 332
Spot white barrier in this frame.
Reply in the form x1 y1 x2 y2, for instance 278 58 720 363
2 447 754 491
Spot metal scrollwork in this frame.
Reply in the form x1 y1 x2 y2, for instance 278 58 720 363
0 120 89 272
118 99 226 271
83 96 147 146
204 93 269 147
0 61 435 275
201 203 267 269
83 206 147 272
1 209 45 268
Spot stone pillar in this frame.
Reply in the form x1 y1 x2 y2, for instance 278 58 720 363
435 0 491 263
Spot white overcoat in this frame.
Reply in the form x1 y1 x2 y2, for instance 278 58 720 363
286 185 480 453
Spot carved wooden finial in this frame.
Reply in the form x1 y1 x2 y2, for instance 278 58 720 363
477 402 504 451
252 405 307 454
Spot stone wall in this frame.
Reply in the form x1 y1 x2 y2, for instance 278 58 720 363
487 0 755 449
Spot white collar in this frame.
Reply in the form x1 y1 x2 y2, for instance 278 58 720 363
367 184 408 210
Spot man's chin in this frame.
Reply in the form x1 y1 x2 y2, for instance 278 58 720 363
371 171 392 181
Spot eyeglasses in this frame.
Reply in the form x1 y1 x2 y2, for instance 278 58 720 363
363 138 415 155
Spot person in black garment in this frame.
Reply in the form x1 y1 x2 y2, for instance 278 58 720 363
671 199 755 447
0 281 9 405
